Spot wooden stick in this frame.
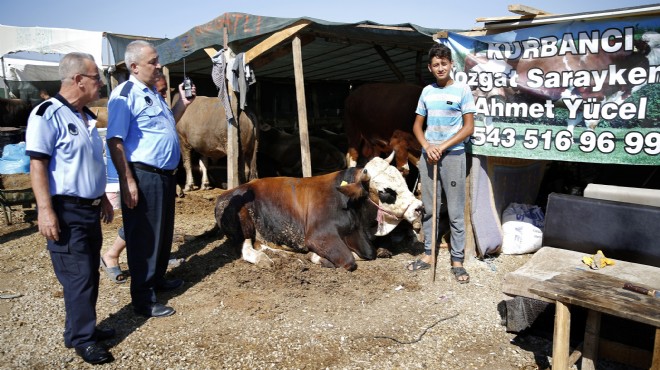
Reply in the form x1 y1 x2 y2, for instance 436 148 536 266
431 163 438 282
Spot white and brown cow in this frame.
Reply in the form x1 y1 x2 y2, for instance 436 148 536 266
214 153 423 271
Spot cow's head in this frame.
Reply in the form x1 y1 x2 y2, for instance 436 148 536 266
359 152 423 236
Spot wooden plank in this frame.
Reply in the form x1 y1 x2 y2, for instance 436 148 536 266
477 6 660 31
502 247 660 302
552 300 571 370
508 4 552 16
292 36 312 178
530 269 660 327
475 14 552 23
204 47 218 58
653 328 660 370
582 310 601 370
245 20 311 64
249 34 315 69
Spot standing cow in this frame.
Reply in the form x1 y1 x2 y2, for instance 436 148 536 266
344 83 422 175
174 94 258 194
214 153 423 271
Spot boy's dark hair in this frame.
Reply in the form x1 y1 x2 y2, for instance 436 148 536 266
428 43 452 63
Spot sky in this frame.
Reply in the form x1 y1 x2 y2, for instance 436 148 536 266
1 0 659 39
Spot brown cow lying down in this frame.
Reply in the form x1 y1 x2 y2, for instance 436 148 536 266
214 153 423 271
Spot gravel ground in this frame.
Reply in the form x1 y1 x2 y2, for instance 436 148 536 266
0 188 641 369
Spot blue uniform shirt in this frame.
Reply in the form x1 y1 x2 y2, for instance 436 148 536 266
107 75 180 170
416 82 476 152
25 95 106 198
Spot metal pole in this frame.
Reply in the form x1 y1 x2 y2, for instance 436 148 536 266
1 57 10 98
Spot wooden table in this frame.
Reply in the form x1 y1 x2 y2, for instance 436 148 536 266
529 268 660 370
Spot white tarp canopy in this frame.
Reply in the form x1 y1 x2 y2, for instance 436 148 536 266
0 57 60 82
0 25 103 65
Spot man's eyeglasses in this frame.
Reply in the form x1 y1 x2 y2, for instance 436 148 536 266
79 74 102 83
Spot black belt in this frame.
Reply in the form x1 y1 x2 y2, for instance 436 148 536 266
53 195 102 206
131 162 177 176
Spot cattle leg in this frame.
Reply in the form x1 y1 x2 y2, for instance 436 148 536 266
241 239 274 269
199 157 212 190
180 143 197 192
308 253 336 268
307 236 359 271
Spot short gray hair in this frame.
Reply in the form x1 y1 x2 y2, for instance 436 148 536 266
59 52 95 81
125 40 155 66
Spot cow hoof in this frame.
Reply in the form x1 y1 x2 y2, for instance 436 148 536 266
202 183 213 190
376 248 393 259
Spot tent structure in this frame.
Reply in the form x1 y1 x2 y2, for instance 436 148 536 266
152 13 450 185
156 13 448 84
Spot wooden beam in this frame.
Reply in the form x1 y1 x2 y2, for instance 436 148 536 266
508 4 552 16
475 14 552 23
374 45 406 83
249 34 315 70
162 66 171 108
245 20 311 64
292 36 312 178
204 47 218 58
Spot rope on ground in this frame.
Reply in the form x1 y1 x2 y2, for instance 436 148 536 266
374 313 459 344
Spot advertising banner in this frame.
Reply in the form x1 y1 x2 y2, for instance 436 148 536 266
441 16 660 165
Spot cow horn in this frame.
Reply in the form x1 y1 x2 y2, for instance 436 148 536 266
385 151 395 164
360 169 371 182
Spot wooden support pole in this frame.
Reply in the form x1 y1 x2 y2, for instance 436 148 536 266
162 66 172 108
552 301 571 370
225 31 240 188
581 311 601 370
652 328 660 370
292 36 312 178
205 32 239 188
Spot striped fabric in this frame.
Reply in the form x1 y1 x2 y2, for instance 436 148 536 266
415 82 476 151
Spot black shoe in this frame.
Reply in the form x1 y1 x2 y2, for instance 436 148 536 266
134 303 176 318
155 278 184 292
64 327 116 348
75 343 114 365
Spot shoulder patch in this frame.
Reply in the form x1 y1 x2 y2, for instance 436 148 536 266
120 81 134 97
36 101 53 116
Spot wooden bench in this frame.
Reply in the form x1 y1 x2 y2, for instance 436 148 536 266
501 191 660 368
529 268 660 370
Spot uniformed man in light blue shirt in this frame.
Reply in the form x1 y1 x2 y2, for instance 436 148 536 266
107 40 195 318
26 52 116 365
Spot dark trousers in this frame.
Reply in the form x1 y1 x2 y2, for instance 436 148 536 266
122 167 176 308
48 199 102 348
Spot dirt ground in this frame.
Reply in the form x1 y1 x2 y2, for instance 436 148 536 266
0 188 639 369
